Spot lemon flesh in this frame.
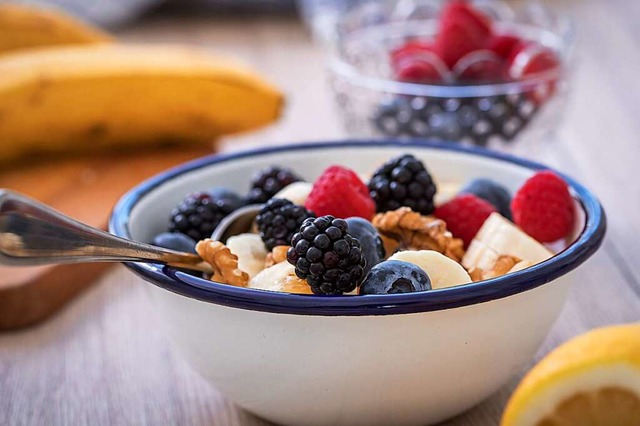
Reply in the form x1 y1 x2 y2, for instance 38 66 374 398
537 387 640 426
502 324 640 426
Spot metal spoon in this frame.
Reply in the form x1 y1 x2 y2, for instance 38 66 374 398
0 190 218 273
210 204 261 242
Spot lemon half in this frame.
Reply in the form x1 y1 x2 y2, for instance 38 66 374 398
502 324 640 426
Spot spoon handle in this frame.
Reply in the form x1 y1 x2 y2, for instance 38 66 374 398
0 190 211 273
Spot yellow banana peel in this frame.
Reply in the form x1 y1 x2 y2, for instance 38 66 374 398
0 44 284 163
0 3 111 55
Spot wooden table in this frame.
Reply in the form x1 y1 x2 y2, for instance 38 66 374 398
2 1 639 424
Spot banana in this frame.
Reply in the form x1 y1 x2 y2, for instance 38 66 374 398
226 233 268 279
462 212 553 271
434 181 461 205
248 261 312 295
0 44 283 164
389 250 472 289
0 3 111 55
509 260 535 273
273 182 313 205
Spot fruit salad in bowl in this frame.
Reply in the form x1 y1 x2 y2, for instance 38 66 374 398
149 153 576 297
110 141 604 426
330 0 574 150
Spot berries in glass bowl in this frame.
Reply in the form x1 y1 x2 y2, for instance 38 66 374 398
330 0 573 149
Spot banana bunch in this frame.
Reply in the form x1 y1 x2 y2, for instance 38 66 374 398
0 4 283 164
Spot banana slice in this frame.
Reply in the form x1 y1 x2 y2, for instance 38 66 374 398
226 233 268 279
508 260 535 274
248 261 312 294
462 213 552 270
461 239 501 272
273 182 313 206
389 250 472 289
434 181 461 205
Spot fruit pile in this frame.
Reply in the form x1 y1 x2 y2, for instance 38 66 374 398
372 0 562 145
153 154 576 296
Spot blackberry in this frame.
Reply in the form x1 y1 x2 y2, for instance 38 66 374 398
286 216 366 295
169 192 238 241
247 166 303 204
256 198 315 250
368 154 437 215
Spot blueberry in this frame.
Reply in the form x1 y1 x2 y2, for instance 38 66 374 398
346 217 385 276
152 232 197 253
460 178 512 219
360 260 431 295
207 187 245 210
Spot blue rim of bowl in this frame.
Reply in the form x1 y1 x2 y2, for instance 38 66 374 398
109 140 606 316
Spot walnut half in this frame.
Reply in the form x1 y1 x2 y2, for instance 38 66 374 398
372 207 465 262
264 245 289 268
196 239 249 287
468 255 523 282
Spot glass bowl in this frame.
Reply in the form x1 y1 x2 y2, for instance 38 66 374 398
328 0 575 153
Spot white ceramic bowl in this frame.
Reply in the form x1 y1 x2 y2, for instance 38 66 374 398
110 141 605 426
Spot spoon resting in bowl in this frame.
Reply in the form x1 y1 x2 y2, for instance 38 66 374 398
0 190 215 274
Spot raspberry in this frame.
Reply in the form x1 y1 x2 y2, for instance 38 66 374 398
443 1 493 36
305 165 375 219
435 1 493 68
368 154 437 215
247 166 303 204
435 21 486 69
510 44 560 79
256 198 315 250
287 216 366 295
434 194 496 247
454 50 507 83
391 41 446 84
488 34 525 61
395 57 444 83
511 171 575 243
509 44 560 104
391 40 435 63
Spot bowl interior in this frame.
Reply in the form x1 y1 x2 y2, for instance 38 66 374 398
109 140 606 316
128 144 548 244
110 141 604 316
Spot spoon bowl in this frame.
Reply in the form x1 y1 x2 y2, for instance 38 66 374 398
210 204 261 242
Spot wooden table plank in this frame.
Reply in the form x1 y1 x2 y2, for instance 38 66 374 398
1 2 639 425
